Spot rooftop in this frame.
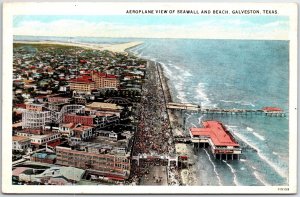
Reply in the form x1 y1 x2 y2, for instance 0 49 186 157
13 136 30 142
262 107 283 112
68 75 94 84
86 102 123 110
190 121 239 147
92 71 117 79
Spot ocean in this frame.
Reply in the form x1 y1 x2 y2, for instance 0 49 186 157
15 36 289 186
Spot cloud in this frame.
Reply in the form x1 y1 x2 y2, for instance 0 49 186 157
13 18 289 40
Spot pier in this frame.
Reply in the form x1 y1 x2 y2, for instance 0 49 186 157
190 121 242 160
166 102 286 117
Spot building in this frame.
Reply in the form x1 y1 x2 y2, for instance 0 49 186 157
71 125 94 142
25 103 44 111
17 166 85 185
30 133 61 147
86 102 123 117
189 120 242 160
12 136 31 152
30 152 57 164
68 71 119 93
68 75 95 93
48 97 70 104
56 146 131 180
56 132 133 180
91 71 119 89
63 114 94 126
58 122 76 137
22 104 52 129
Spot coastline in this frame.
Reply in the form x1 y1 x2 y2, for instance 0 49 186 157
154 60 199 186
14 40 143 53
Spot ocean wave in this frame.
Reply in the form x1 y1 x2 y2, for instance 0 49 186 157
223 160 239 186
160 63 173 78
246 127 254 132
195 83 211 107
198 115 204 126
204 149 222 186
252 132 265 141
231 130 288 180
253 171 270 186
220 100 255 107
174 81 188 103
272 152 278 155
168 64 192 77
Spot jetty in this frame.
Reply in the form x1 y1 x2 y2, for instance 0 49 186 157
166 102 286 117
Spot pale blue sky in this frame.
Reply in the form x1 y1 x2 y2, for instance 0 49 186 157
13 15 290 40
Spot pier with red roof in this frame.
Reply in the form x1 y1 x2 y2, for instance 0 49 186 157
189 120 242 160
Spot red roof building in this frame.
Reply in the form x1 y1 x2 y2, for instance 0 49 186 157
68 71 119 93
190 121 241 160
262 107 283 112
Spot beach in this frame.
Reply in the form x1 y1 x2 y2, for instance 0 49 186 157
14 40 143 53
156 61 199 185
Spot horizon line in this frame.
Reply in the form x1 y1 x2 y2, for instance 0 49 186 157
13 35 289 42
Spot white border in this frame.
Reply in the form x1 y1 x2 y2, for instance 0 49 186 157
2 2 298 194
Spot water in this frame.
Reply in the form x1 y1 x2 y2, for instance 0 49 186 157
130 39 289 186
14 36 289 186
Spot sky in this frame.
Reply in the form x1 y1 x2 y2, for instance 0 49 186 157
13 15 290 40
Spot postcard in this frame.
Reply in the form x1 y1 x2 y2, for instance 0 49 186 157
2 1 298 194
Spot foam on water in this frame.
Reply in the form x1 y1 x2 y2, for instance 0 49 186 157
246 127 254 132
223 160 239 186
174 81 188 103
231 130 288 181
220 100 256 107
204 149 222 186
195 83 211 106
253 171 270 186
253 132 266 141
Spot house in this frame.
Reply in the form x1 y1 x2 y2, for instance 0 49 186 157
12 136 31 152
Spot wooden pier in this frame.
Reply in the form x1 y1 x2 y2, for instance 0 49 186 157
166 102 286 117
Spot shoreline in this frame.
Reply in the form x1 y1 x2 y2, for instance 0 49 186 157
154 60 199 186
14 40 143 53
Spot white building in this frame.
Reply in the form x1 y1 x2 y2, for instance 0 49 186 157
30 133 61 146
22 110 51 129
12 136 31 151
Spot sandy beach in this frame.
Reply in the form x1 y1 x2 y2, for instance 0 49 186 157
156 62 199 186
14 40 143 53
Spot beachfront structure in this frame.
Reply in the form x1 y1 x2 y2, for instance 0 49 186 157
189 120 242 160
12 136 31 151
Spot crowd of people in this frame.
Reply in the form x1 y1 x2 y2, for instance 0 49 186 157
129 61 178 184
